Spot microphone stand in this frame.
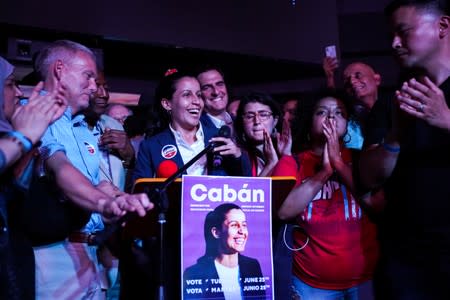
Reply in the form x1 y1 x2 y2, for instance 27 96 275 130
148 142 216 300
93 140 219 299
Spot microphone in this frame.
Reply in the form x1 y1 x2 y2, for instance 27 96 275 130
211 125 231 173
93 128 231 245
156 159 179 178
218 124 231 138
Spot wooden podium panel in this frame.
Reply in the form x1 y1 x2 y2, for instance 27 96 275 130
269 176 297 236
124 176 297 239
123 178 182 239
270 176 297 215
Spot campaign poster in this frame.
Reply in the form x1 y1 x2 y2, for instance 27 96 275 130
181 175 274 300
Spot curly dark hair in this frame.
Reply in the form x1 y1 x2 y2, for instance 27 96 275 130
291 89 353 152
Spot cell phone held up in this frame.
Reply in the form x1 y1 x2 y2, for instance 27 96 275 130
325 45 337 59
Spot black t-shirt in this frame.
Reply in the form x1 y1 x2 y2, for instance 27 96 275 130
363 95 392 147
380 77 450 267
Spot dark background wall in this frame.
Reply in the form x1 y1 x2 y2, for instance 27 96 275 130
0 0 400 102
0 0 339 63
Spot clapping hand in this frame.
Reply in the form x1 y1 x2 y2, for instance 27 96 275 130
276 118 292 156
322 117 343 170
263 129 278 166
11 81 67 144
396 77 450 130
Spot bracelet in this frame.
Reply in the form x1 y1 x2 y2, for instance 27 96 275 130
6 131 33 153
381 142 400 153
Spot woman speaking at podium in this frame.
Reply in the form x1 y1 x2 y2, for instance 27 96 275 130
133 69 250 181
123 69 251 299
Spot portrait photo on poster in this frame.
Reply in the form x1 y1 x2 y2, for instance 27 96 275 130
181 175 274 299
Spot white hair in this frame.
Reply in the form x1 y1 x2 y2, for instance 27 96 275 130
35 40 96 79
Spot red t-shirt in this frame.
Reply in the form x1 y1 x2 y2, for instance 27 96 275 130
273 150 379 290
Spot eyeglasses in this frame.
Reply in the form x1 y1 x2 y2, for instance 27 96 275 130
242 110 273 122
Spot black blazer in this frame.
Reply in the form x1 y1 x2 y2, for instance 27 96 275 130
133 124 251 182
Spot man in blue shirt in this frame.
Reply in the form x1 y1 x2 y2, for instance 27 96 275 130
32 40 152 299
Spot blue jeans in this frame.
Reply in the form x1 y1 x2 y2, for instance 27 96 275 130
291 276 374 300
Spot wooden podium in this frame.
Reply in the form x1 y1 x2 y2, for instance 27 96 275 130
124 177 182 239
124 176 297 239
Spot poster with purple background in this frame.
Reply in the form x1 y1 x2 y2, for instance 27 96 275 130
181 175 274 300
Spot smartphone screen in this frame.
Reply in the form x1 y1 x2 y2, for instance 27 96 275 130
325 45 337 58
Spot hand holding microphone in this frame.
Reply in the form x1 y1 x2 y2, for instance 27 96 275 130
209 136 242 160
209 125 241 167
94 126 233 245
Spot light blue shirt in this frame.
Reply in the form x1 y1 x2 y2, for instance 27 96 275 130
40 107 104 233
344 119 364 150
95 115 127 191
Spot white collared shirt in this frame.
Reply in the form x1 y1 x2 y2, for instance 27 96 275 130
214 260 242 300
207 112 233 129
169 124 207 175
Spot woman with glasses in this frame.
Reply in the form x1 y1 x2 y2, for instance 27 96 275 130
234 92 289 177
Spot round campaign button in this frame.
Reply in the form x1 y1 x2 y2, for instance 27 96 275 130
161 144 177 159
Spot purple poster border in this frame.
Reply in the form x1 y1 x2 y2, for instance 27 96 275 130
181 175 274 299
